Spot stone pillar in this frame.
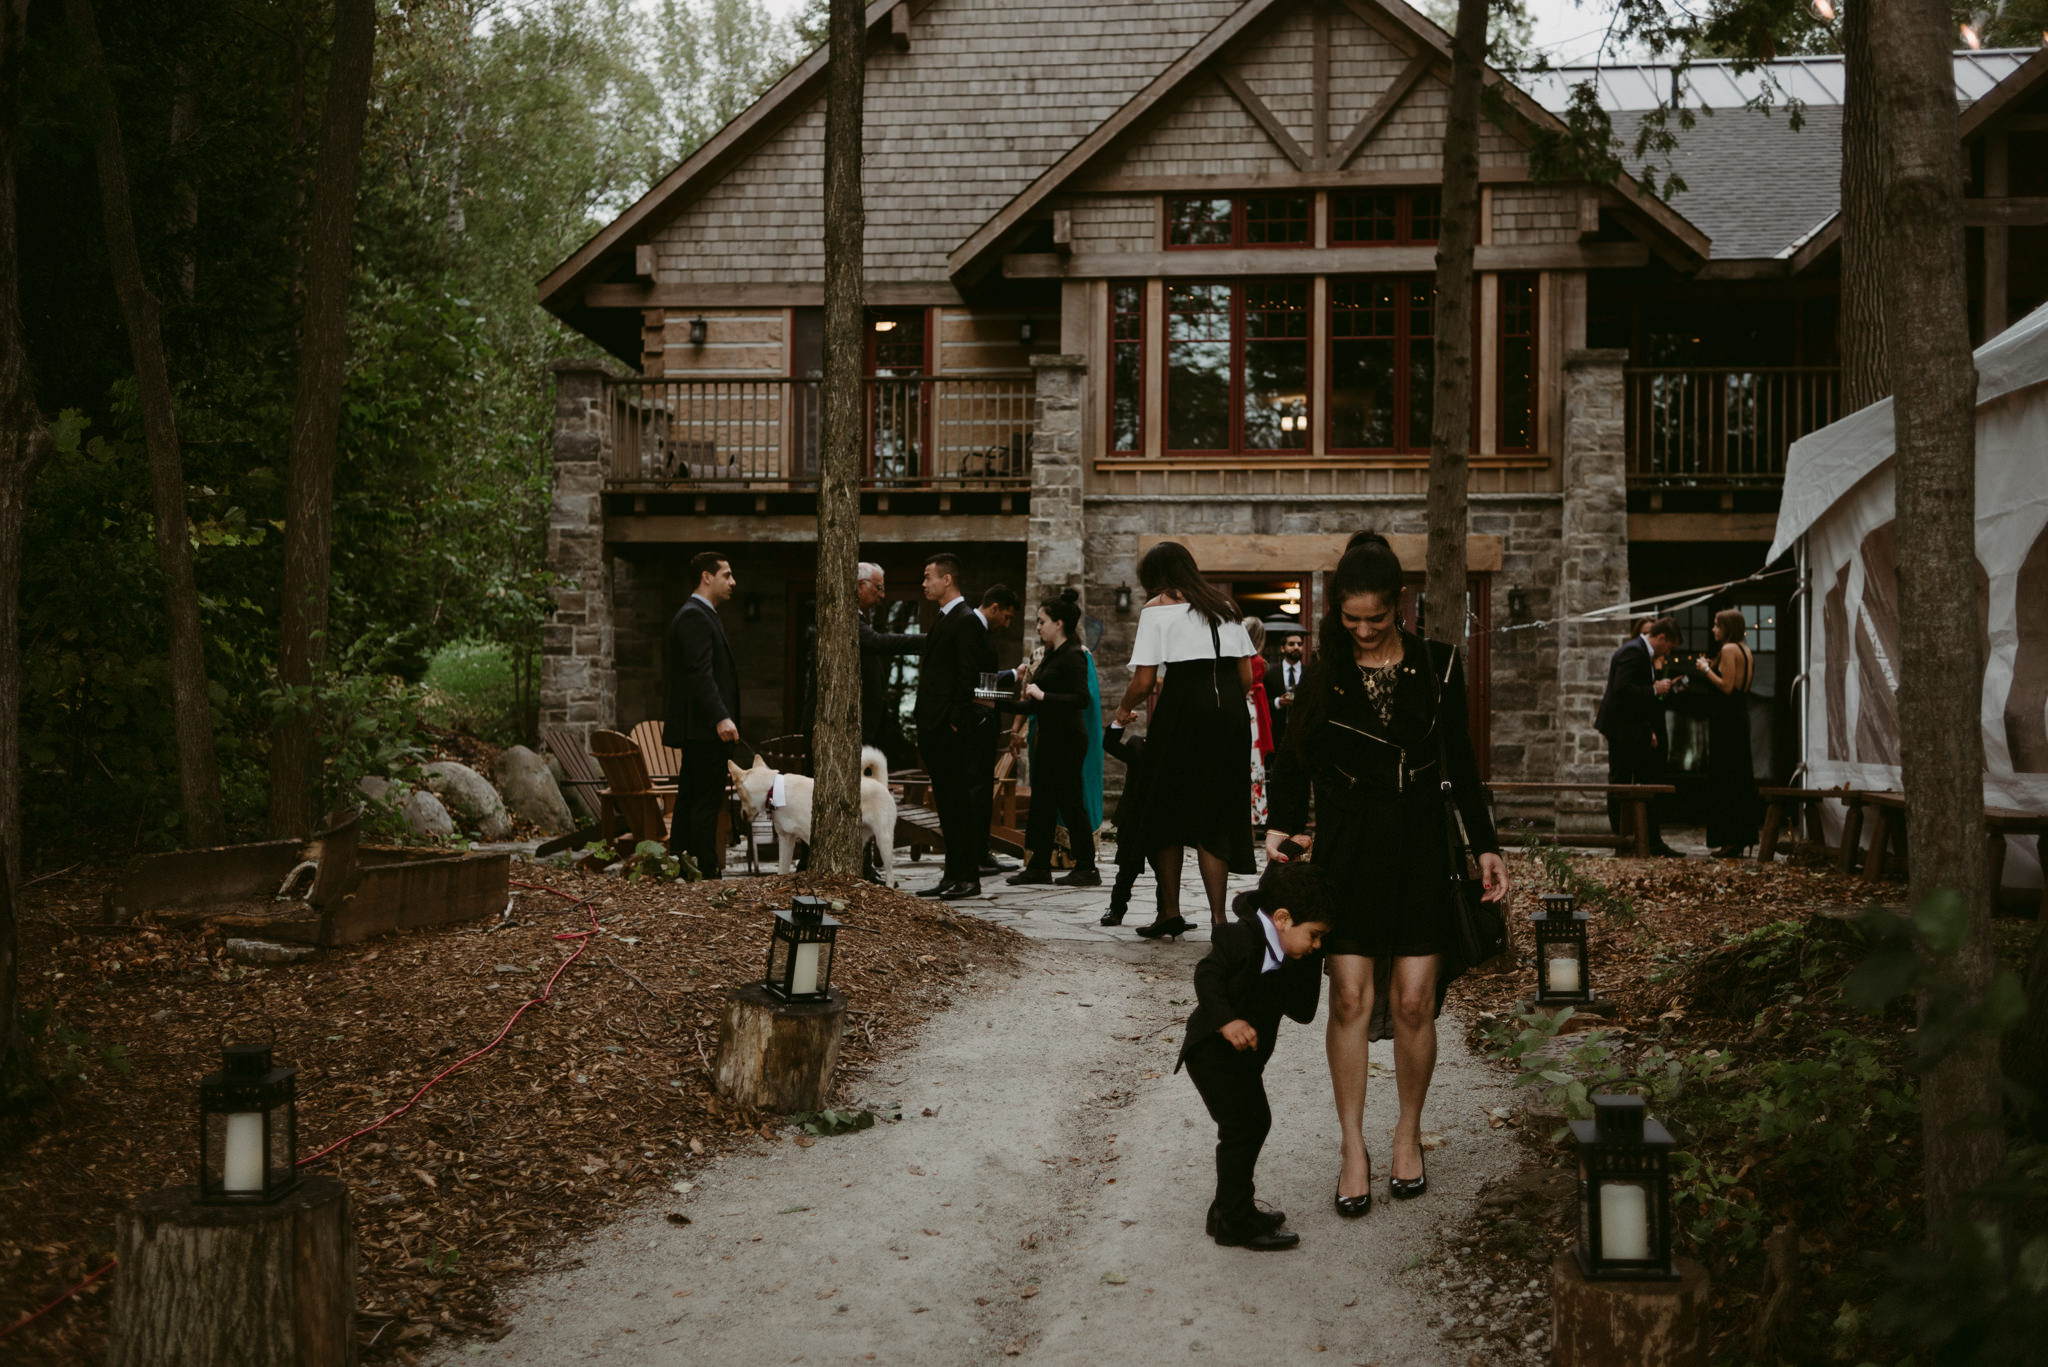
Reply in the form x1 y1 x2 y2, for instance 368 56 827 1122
1026 354 1087 605
1556 349 1631 832
542 360 619 748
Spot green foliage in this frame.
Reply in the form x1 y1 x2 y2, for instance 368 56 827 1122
1480 1006 1712 1129
788 1107 876 1137
1519 835 1638 920
421 638 530 744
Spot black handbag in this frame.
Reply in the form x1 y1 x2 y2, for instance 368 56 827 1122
1434 650 1507 963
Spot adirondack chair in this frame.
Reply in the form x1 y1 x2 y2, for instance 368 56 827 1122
541 724 611 837
588 729 672 855
627 720 682 816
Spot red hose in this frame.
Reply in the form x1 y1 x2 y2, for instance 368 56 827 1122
0 878 602 1344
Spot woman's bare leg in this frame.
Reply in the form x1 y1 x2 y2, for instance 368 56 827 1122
1196 847 1230 925
1325 954 1376 1198
1150 846 1183 920
1388 954 1441 1181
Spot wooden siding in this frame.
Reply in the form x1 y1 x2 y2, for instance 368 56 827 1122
1107 73 1296 181
650 309 788 377
1069 195 1159 254
935 308 1039 377
1234 4 1318 150
1326 3 1417 139
1492 186 1581 245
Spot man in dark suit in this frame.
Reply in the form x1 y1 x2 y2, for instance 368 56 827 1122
1176 861 1335 1250
1595 615 1680 856
963 583 1020 880
1267 628 1306 750
856 561 924 752
912 555 1007 900
664 551 741 878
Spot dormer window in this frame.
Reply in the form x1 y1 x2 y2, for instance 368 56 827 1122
1167 195 1312 248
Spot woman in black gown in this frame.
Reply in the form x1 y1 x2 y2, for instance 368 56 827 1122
1265 536 1509 1214
1695 608 1761 858
1000 590 1100 886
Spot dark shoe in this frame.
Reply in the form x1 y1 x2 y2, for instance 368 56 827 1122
1650 844 1683 859
980 857 1016 875
1206 1203 1285 1237
1006 866 1055 886
1100 904 1128 927
1212 1220 1300 1251
1389 1148 1428 1201
1054 867 1102 888
1335 1151 1374 1218
1133 915 1189 941
916 881 957 899
939 879 983 901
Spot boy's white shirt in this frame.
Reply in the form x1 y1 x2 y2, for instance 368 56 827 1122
1255 910 1285 974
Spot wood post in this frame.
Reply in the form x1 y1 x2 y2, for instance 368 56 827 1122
712 983 847 1113
1550 1251 1709 1367
109 1175 355 1367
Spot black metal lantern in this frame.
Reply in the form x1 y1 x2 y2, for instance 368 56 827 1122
198 1042 299 1205
688 315 708 347
1114 584 1133 614
1534 891 1593 1005
1572 1094 1679 1281
765 896 840 1003
1018 317 1037 348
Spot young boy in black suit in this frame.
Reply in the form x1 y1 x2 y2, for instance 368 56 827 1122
1176 861 1335 1250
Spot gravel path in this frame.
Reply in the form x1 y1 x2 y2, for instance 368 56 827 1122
438 902 1523 1367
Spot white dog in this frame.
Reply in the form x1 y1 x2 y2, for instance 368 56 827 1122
728 746 897 879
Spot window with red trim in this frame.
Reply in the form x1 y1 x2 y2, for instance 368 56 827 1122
1330 188 1443 246
1497 274 1538 453
1164 280 1311 453
1109 283 1145 454
1167 195 1312 248
1328 277 1434 453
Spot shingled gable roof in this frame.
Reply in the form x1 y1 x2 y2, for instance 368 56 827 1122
947 0 1712 283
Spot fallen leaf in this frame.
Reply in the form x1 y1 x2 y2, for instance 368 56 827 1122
1019 1285 1039 1299
974 1297 991 1306
1102 1271 1128 1285
815 1288 838 1300
665 1213 691 1226
794 1135 815 1148
922 1228 942 1236
671 1180 695 1195
907 1165 926 1176
672 1290 693 1299
1003 1341 1026 1356
1419 1132 1445 1151
689 1138 706 1156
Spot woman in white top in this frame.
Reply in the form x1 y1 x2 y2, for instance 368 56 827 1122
1112 542 1257 938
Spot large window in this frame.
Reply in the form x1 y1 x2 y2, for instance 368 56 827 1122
1497 275 1538 452
1165 281 1311 453
1328 277 1434 452
1109 283 1144 454
1331 189 1442 246
1168 195 1312 248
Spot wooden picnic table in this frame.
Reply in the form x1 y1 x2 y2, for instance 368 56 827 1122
1847 790 2048 918
1484 781 1676 858
1756 786 1863 865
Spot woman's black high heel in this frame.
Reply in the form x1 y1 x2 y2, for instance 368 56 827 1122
1389 1147 1428 1201
1334 1151 1373 1218
1133 915 1189 941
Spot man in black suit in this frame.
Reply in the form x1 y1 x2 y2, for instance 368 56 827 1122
1267 629 1306 750
1176 861 1335 1250
856 561 924 752
912 556 1013 900
1595 615 1680 856
664 551 741 878
963 583 1020 880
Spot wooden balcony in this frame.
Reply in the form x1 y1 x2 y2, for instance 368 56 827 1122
604 376 1035 492
1625 366 1842 489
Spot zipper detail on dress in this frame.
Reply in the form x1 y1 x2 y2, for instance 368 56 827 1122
1326 719 1406 793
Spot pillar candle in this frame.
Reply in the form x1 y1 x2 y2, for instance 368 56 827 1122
790 942 821 997
1598 1182 1651 1261
224 1112 266 1192
1547 957 1581 994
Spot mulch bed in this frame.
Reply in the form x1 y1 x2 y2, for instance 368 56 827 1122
0 865 1022 1365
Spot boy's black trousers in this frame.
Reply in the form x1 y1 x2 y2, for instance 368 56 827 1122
1183 1032 1277 1224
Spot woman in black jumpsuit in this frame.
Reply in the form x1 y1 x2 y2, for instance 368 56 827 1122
1265 535 1509 1216
1000 591 1099 885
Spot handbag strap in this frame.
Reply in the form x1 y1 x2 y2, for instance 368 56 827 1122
1432 643 1475 869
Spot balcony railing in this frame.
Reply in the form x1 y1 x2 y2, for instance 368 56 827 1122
1625 366 1842 488
606 376 1035 490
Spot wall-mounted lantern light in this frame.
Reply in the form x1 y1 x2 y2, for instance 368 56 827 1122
689 316 708 347
1114 584 1133 614
1018 318 1037 348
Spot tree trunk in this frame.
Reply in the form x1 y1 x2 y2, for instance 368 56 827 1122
67 0 227 848
1869 0 2003 1240
1424 0 1486 649
268 0 376 837
0 0 50 1084
1839 0 1889 412
809 0 865 874
712 983 847 1113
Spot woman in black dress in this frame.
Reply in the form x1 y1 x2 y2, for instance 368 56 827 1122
1695 608 1761 858
1000 590 1100 886
1265 536 1509 1214
1113 542 1258 939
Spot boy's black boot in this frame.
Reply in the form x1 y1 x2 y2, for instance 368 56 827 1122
1205 1202 1286 1238
1211 1217 1300 1251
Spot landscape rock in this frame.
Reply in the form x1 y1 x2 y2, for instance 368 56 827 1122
225 938 316 965
422 760 511 840
495 745 575 834
404 788 456 839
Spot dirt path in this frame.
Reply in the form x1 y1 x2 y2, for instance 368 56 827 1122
436 935 1519 1366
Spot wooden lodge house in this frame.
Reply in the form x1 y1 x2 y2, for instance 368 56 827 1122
537 0 2047 825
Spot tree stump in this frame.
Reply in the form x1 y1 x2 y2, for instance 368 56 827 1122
108 1176 355 1367
1550 1251 1709 1367
712 983 846 1113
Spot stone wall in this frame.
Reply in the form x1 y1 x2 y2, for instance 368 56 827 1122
541 362 619 749
1026 355 1086 610
1555 349 1632 831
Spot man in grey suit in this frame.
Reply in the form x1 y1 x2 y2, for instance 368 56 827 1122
665 551 741 877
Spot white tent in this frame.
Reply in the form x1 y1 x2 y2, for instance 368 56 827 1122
1770 303 2048 890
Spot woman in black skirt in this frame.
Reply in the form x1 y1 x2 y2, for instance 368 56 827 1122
1694 608 1761 858
1265 535 1509 1214
999 590 1100 886
1113 542 1257 939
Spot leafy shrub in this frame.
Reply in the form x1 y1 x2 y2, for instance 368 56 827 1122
421 637 529 743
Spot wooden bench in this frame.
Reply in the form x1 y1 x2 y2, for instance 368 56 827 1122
1484 782 1676 858
1757 786 1862 863
1986 807 2048 921
1854 792 2048 917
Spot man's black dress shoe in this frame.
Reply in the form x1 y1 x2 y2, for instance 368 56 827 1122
1207 1202 1285 1237
1100 904 1127 926
980 857 1015 875
1006 866 1054 886
916 881 958 899
1211 1220 1299 1251
1055 867 1102 887
939 879 983 901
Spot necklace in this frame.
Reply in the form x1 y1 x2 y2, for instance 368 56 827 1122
1354 639 1401 670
